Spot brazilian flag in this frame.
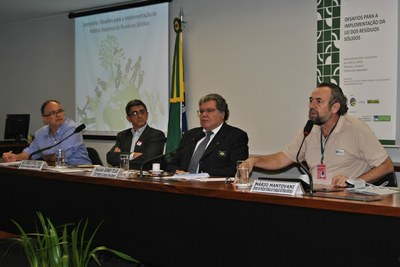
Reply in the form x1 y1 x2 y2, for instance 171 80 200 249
166 17 188 156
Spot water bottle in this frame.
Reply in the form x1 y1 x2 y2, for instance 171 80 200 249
56 148 65 167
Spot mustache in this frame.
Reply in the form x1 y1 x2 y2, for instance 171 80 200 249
309 108 317 115
308 109 324 126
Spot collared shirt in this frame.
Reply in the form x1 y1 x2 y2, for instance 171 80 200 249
130 124 147 152
283 114 389 185
24 117 91 165
192 122 223 154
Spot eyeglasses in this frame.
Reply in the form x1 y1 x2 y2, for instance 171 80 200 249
43 109 64 117
129 109 147 117
197 108 217 115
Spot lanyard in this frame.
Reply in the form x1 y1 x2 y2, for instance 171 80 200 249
320 119 339 164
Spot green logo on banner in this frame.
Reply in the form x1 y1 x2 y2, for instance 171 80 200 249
317 0 341 85
373 115 391 122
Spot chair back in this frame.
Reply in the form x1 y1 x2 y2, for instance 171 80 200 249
86 147 104 165
372 171 398 187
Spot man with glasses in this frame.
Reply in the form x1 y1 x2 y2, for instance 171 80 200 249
106 99 165 170
2 99 91 165
167 93 249 176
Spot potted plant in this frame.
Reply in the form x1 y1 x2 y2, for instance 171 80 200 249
5 212 139 267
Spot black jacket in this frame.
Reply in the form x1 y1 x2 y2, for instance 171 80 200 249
106 125 165 170
167 123 248 176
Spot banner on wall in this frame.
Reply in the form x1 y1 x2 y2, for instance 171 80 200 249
317 0 398 145
74 3 169 137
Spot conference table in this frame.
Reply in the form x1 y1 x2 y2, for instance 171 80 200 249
1 165 400 267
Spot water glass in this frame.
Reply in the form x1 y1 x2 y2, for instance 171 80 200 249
119 154 130 172
235 160 250 186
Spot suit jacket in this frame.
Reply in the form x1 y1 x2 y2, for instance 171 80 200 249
167 123 249 176
106 125 165 170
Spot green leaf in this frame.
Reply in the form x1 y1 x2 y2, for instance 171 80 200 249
9 212 140 267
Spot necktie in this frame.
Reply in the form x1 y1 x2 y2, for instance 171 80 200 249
188 131 213 173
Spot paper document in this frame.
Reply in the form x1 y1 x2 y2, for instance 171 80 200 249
347 187 399 196
44 166 90 173
76 164 100 168
196 177 231 182
0 161 22 167
170 173 210 180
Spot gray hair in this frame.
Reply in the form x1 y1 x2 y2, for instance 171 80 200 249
199 93 230 121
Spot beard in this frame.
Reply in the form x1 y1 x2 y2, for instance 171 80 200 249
309 109 328 126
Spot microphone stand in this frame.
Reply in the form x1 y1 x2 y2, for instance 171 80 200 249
296 120 314 195
296 140 314 195
29 124 86 159
139 132 206 178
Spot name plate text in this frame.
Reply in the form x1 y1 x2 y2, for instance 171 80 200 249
91 166 121 178
18 160 47 171
250 179 304 196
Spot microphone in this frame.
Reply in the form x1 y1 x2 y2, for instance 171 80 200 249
74 124 86 134
295 120 314 194
303 119 314 137
29 124 86 159
139 131 206 178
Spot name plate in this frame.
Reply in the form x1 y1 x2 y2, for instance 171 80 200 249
250 179 304 196
91 166 121 178
18 160 47 171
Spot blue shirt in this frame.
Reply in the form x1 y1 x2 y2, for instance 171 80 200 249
24 118 91 165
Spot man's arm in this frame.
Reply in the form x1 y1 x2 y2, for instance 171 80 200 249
134 130 165 163
332 157 394 187
106 136 123 167
246 152 295 173
2 151 30 162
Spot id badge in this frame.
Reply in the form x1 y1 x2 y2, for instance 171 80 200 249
317 164 326 180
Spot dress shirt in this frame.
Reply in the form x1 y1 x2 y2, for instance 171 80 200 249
24 118 91 165
106 125 165 170
130 124 146 153
167 122 249 176
191 123 222 153
189 123 223 172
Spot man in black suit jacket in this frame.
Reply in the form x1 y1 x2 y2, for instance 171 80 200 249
167 94 248 176
107 99 165 170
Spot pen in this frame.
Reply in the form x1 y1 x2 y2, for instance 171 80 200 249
3 150 12 156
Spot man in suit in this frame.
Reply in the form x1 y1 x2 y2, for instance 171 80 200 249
167 93 249 176
106 99 165 170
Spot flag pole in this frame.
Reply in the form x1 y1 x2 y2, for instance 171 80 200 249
179 7 184 22
165 9 188 156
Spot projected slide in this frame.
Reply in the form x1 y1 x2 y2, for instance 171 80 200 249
75 3 169 137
